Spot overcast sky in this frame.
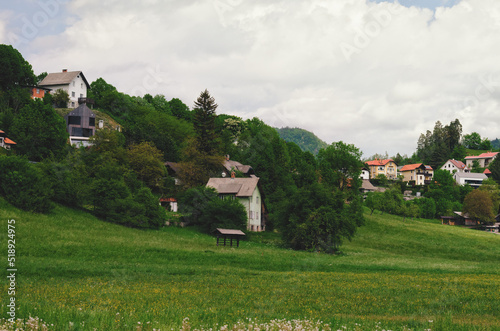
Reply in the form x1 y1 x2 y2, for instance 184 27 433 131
1 0 499 158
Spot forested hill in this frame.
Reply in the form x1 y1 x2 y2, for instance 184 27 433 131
492 138 500 150
277 127 329 155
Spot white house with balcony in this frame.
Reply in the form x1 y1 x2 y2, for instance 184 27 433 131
39 69 90 108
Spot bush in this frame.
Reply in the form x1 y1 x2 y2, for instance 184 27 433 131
179 186 247 234
197 198 247 234
0 155 53 213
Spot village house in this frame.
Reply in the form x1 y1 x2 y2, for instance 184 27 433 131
206 175 265 232
222 155 254 177
64 103 96 147
440 159 469 174
360 167 370 180
400 163 433 185
29 86 51 100
453 171 488 188
0 130 16 150
165 157 254 185
464 152 499 169
39 69 90 108
441 212 480 227
365 159 398 180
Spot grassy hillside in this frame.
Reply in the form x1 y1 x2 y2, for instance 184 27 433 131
1 198 499 330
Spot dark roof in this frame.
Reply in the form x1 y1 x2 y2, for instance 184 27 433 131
223 159 253 174
165 161 181 173
39 70 90 89
64 103 96 119
207 177 259 197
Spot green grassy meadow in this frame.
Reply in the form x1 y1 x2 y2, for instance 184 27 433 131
1 198 499 330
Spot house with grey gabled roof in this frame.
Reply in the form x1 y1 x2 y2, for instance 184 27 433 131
39 69 90 108
206 176 265 232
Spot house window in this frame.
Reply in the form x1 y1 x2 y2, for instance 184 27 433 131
256 212 259 220
71 102 75 107
250 197 253 203
256 196 259 204
72 91 75 97
68 116 81 125
80 93 83 98
73 81 75 87
81 83 83 89
71 127 82 136
82 128 93 137
89 118 95 127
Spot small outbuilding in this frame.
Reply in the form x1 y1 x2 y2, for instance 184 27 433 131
214 228 246 247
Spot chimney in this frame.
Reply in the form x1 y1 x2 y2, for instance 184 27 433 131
231 170 236 179
226 154 230 161
62 69 67 72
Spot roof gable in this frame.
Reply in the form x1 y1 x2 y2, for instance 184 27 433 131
39 70 90 89
465 152 499 160
400 163 425 172
64 103 96 119
448 159 466 169
207 177 259 197
366 159 396 166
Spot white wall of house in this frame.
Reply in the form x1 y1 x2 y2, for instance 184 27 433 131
361 169 370 180
441 160 463 174
453 173 487 188
239 187 263 232
49 75 87 108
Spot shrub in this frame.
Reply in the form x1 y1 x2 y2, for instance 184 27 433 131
0 155 53 213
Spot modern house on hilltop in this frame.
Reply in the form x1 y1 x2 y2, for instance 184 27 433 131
39 69 90 108
64 103 96 147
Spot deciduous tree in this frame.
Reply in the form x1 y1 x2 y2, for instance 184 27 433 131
462 189 495 224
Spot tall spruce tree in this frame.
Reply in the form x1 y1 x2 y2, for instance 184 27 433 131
193 89 219 154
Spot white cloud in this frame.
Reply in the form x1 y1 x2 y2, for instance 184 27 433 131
13 0 500 157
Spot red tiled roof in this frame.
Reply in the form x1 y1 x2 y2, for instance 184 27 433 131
4 138 16 145
449 159 466 169
484 168 492 174
400 163 423 172
366 159 395 166
160 197 177 202
465 152 499 159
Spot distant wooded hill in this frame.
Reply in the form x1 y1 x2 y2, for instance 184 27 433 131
491 138 500 150
277 127 329 155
